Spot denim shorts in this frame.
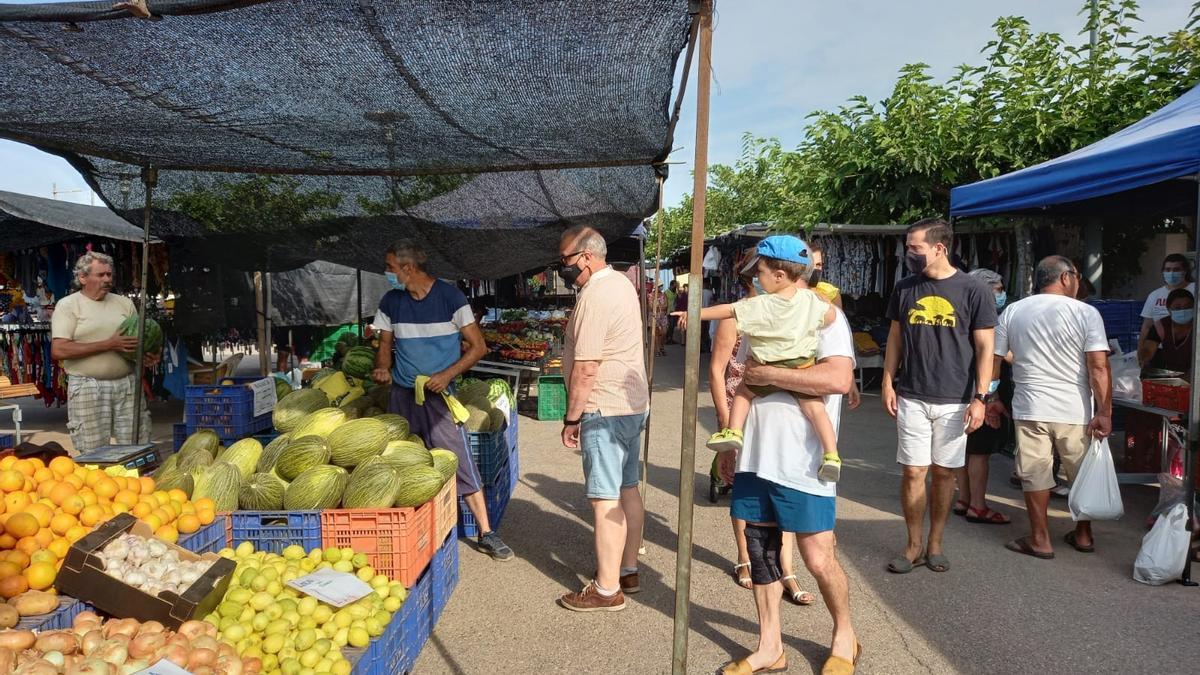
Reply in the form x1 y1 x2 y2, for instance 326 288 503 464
580 411 647 499
730 473 836 534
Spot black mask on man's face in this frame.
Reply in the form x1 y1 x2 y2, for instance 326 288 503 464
558 263 584 287
905 252 928 275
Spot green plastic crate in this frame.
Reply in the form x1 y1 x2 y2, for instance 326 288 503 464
537 375 567 421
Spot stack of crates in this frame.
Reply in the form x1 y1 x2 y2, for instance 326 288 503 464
184 376 273 441
457 451 513 538
1088 300 1142 353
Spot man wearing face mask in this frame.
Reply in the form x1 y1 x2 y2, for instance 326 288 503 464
1138 254 1195 357
556 225 649 612
1138 288 1195 377
882 218 997 574
370 240 513 561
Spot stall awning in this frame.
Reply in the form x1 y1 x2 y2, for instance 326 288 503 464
0 189 148 249
950 82 1200 218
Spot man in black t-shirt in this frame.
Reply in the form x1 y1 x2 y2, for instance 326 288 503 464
882 218 997 575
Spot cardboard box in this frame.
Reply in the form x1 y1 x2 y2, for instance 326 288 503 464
54 513 235 629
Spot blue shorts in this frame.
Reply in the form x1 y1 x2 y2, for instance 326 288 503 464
580 411 646 499
730 473 836 534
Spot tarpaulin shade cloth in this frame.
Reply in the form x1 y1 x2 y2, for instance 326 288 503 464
268 261 390 327
0 189 147 250
950 82 1200 218
0 0 693 277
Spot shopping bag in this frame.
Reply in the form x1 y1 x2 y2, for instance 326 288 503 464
1109 351 1141 401
1133 503 1191 585
1067 438 1124 521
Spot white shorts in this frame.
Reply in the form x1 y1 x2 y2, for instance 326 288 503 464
897 397 969 469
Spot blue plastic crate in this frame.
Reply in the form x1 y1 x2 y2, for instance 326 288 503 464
231 510 322 553
458 456 512 538
466 429 509 485
396 561 433 674
254 432 282 446
173 423 188 451
430 533 459 625
185 382 273 439
505 406 518 453
179 515 228 554
509 445 519 486
0 433 14 450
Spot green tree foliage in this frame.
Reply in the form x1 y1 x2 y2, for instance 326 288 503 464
166 175 342 233
652 0 1200 255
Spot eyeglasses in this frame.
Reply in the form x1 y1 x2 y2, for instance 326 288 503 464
560 250 587 266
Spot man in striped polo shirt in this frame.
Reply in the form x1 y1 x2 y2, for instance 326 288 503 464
371 240 513 561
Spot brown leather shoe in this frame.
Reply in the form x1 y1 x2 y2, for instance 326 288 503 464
559 581 626 612
592 570 641 594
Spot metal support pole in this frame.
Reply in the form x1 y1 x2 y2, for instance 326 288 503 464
254 272 268 376
264 272 273 374
639 178 666 557
1084 219 1103 297
131 166 156 444
356 269 364 335
673 3 712 671
1180 175 1200 587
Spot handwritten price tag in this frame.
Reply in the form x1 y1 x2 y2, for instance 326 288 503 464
249 377 278 417
286 568 373 607
136 659 192 675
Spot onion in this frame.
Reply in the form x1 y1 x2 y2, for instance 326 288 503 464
241 657 262 674
163 644 189 668
191 635 220 653
43 651 65 667
80 630 103 656
136 621 165 636
35 631 79 655
178 620 208 640
127 633 166 660
93 640 128 667
0 648 14 673
104 619 139 640
119 660 148 675
187 648 217 670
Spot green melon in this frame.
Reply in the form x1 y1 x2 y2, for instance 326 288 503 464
218 438 262 479
341 346 376 380
256 433 292 473
394 465 447 508
191 461 242 512
180 429 221 456
291 407 347 439
239 472 288 510
342 457 400 509
429 448 459 483
327 418 390 468
276 435 332 481
176 446 215 473
380 440 434 471
273 389 330 433
117 315 163 361
284 465 349 510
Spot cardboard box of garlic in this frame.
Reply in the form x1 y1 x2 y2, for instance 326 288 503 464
54 513 236 630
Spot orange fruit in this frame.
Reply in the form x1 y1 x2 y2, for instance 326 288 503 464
62 474 84 490
32 468 53 485
4 551 29 568
78 490 98 507
112 502 130 515
15 537 40 557
26 459 44 471
64 526 88 544
5 513 38 539
196 508 215 526
78 505 106 528
21 478 33 493
29 549 55 566
0 574 28 599
36 480 59 500
47 538 70 560
60 495 85 516
0 471 24 493
114 490 138 509
0 457 15 471
25 504 52 529
154 526 178 544
0 561 20 579
139 477 155 495
49 483 77 507
49 513 76 537
141 513 163 531
193 498 215 512
152 492 170 507
11 461 34 478
152 508 174 526
0 534 14 550
49 456 75 477
180 502 196 515
131 502 153 519
93 478 118 501
83 470 104 488
176 514 201 535
3 493 29 514
33 529 53 548
167 489 188 503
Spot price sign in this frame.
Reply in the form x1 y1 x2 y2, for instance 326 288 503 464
492 394 512 422
136 660 192 675
286 568 373 607
249 377 278 417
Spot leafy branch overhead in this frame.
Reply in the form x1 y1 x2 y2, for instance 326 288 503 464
651 0 1200 255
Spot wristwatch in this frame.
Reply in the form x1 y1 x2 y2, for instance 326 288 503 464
973 393 991 404
563 417 581 427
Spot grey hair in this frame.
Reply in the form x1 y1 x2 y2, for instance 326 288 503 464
386 239 428 271
561 225 607 257
1034 255 1074 291
968 268 1003 288
73 251 114 281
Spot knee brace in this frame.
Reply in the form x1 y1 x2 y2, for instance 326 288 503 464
743 524 783 585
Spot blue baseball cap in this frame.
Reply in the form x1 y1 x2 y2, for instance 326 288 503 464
740 235 810 274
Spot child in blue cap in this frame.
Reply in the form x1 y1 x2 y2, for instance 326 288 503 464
683 235 842 481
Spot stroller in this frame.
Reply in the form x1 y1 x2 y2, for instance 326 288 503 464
707 452 733 503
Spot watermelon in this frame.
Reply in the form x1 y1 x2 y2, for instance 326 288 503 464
180 429 221 456
218 438 263 479
327 418 390 468
273 389 330 432
284 465 349 510
394 465 446 507
276 435 332 481
341 346 376 380
117 315 163 361
343 457 400 509
486 378 514 406
256 433 291 473
430 448 459 483
291 408 347 439
404 434 426 449
375 414 410 441
191 461 242 511
239 472 288 510
380 440 434 471
274 376 293 402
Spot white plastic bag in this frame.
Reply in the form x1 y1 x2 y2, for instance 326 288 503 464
1133 503 1191 585
1067 438 1124 521
1109 351 1141 401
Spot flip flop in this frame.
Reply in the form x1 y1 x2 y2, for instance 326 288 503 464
886 552 926 574
925 553 950 573
819 643 862 675
1064 531 1095 553
1005 536 1054 560
952 500 970 516
965 506 1011 525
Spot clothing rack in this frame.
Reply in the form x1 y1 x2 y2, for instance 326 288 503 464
0 323 62 403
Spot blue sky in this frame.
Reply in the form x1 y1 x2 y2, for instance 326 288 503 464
0 0 1193 209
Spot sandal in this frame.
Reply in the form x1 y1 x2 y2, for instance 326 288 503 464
781 575 815 605
886 551 926 574
732 562 753 589
925 553 950 573
952 500 969 516
1063 531 1095 553
721 652 787 675
1005 536 1054 560
965 506 1011 525
820 643 862 675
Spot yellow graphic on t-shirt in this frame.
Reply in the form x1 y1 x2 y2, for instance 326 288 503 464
908 296 957 327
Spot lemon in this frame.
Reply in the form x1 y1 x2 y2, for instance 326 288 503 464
283 544 306 561
262 634 285 655
235 541 255 558
313 638 332 656
322 548 341 563
347 627 370 649
383 596 401 613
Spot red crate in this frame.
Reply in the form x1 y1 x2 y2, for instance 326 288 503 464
1143 378 1190 413
432 479 457 545
321 505 434 588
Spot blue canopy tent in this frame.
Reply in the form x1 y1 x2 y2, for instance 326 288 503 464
951 83 1200 587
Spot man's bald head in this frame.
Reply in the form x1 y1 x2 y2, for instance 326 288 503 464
560 226 607 260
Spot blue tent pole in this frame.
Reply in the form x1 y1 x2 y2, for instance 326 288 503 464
1183 174 1200 587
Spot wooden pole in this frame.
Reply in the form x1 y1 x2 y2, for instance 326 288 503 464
254 272 268 376
131 166 156 443
638 177 667 556
672 2 712 672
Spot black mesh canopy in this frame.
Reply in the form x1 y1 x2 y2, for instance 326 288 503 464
0 0 693 277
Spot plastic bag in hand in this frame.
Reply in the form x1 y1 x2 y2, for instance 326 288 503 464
1109 352 1141 401
1133 503 1190 585
1067 438 1124 521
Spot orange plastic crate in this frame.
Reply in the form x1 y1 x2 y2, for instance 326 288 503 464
432 480 457 544
321 505 434 588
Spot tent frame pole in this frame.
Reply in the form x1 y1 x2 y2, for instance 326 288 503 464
131 166 155 444
672 2 712 672
356 268 364 334
1181 174 1200 587
638 178 667 556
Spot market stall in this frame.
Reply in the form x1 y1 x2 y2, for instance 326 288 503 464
951 80 1200 585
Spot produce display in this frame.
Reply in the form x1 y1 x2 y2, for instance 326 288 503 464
206 542 407 675
95 532 216 598
482 312 564 364
457 378 513 433
0 455 216 612
0 610 259 674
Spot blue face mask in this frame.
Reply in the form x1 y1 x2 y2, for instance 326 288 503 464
1164 271 1185 286
385 272 405 291
994 291 1007 310
1171 308 1195 325
752 278 765 295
